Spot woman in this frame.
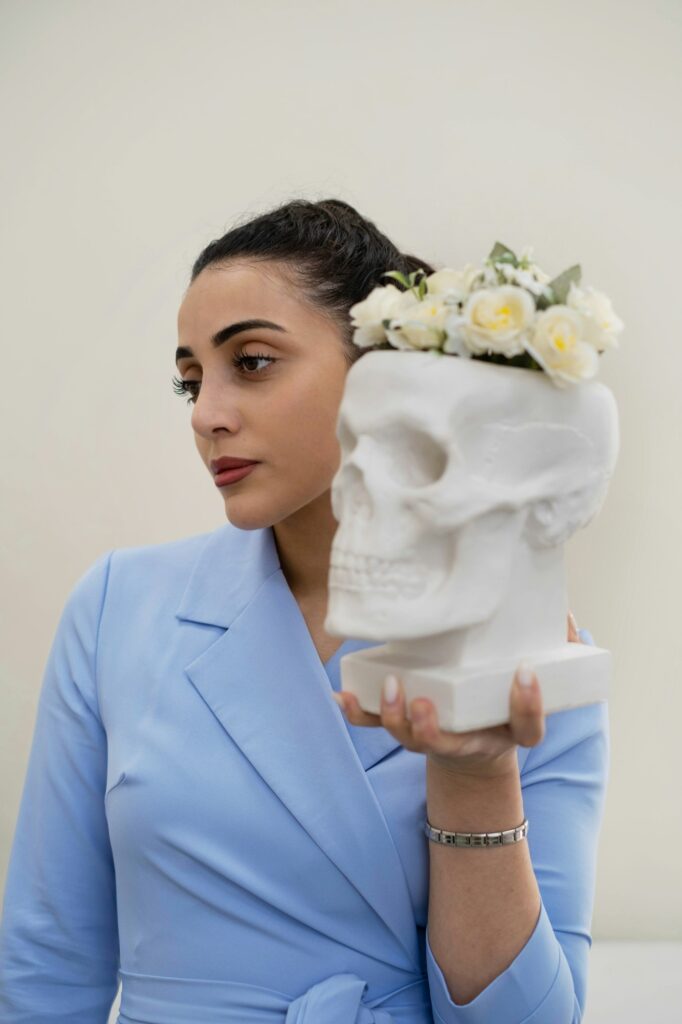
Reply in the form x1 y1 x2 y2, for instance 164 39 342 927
0 199 608 1023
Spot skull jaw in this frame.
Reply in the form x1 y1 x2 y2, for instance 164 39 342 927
326 529 457 639
326 509 569 671
329 524 583 733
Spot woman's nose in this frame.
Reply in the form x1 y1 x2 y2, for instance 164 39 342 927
190 383 241 436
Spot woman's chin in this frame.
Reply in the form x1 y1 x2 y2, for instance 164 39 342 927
222 501 276 532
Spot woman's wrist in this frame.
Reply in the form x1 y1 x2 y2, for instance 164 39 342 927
426 752 524 835
427 747 520 782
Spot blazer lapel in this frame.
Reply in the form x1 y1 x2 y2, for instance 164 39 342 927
175 523 419 971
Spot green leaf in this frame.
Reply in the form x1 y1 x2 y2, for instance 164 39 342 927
545 264 581 304
488 241 518 264
472 350 541 371
382 270 411 289
535 288 555 311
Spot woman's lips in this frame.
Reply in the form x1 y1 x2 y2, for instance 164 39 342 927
214 463 259 487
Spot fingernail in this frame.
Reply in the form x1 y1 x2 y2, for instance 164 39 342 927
383 673 400 704
568 610 579 634
517 660 535 688
331 692 344 707
578 627 595 645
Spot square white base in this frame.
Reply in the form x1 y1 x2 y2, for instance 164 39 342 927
339 643 610 732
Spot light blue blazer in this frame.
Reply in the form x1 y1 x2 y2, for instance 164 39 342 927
0 521 609 1023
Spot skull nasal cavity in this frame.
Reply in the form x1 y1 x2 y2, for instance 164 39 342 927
384 426 448 487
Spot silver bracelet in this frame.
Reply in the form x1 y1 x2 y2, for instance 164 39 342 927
424 816 529 847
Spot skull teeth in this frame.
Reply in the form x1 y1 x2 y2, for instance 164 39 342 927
330 548 427 596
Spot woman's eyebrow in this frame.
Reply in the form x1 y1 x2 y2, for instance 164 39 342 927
175 319 287 364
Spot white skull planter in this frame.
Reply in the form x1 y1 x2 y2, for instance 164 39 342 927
324 350 619 732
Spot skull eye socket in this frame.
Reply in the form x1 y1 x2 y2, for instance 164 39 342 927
375 424 449 488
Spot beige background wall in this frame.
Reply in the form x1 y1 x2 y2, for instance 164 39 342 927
1 0 680 967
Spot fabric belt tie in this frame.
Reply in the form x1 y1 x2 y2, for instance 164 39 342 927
118 967 431 1024
285 971 397 1022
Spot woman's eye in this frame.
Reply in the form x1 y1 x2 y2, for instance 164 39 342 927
232 351 277 376
171 375 200 405
171 352 277 405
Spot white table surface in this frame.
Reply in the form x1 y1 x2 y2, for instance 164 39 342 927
584 941 682 1022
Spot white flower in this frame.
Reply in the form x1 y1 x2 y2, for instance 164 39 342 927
480 263 502 288
518 246 550 278
514 268 550 295
349 283 409 348
442 310 474 358
385 296 449 351
566 283 624 352
525 305 599 387
460 285 536 357
426 264 480 304
529 263 551 284
495 263 549 296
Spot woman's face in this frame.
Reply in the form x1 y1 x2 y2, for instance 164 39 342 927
175 261 351 530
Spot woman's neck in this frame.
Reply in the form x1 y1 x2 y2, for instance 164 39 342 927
272 489 339 599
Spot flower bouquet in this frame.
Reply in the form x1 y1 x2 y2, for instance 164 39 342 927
349 241 624 388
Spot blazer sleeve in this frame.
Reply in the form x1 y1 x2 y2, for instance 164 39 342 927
424 652 610 1024
0 549 120 1023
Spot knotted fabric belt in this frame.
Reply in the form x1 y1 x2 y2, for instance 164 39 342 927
117 968 432 1023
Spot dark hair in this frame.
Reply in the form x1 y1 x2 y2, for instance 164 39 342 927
189 197 436 364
